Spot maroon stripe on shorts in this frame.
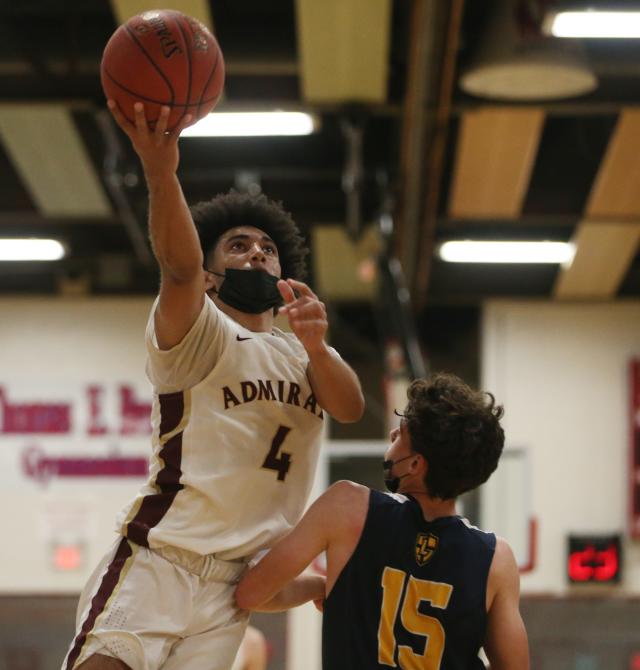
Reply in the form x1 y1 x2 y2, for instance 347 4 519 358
125 391 186 547
65 537 133 670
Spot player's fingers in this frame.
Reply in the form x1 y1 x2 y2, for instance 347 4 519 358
286 278 318 300
175 113 193 137
277 279 296 305
288 301 326 321
107 100 132 132
155 106 171 136
133 102 149 132
290 318 327 334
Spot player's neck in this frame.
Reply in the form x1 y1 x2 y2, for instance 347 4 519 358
214 296 275 332
405 490 458 522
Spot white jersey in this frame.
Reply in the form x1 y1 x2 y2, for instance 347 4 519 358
117 295 324 560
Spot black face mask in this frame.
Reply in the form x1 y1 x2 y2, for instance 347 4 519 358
382 454 414 493
210 268 283 314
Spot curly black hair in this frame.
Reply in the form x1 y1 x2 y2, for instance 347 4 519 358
190 190 309 280
401 373 505 500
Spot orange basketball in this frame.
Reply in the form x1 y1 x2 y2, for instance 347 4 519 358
100 9 225 131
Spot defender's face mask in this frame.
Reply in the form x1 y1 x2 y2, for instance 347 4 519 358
209 268 283 314
382 454 414 493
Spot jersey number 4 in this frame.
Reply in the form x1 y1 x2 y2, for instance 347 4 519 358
262 425 292 481
378 567 453 669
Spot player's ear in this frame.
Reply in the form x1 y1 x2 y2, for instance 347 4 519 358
411 453 426 474
204 268 217 291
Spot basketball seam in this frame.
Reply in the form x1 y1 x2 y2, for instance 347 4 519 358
198 37 222 119
171 12 192 128
102 68 220 107
183 18 221 119
124 23 176 108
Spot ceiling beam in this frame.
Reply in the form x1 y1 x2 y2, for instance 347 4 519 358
295 0 392 102
396 0 439 285
448 107 544 219
0 104 111 219
554 221 640 299
412 0 464 309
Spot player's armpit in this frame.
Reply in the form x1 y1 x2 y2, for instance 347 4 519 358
483 538 530 670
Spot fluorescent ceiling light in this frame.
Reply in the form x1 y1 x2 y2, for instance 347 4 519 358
546 11 640 38
0 238 66 261
181 112 317 137
438 241 575 264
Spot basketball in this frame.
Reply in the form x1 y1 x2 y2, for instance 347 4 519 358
100 9 225 131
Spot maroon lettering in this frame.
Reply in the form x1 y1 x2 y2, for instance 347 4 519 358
223 386 241 409
241 381 258 403
286 383 301 406
0 387 71 434
119 386 152 435
87 385 108 436
258 380 276 401
303 392 319 416
22 446 148 486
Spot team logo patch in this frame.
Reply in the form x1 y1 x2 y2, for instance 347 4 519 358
415 532 438 566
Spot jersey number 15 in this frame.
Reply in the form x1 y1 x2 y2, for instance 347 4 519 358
378 567 453 670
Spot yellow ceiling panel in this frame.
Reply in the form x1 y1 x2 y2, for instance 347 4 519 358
554 221 640 299
449 107 544 219
296 0 392 103
0 104 111 219
110 0 213 28
586 108 640 219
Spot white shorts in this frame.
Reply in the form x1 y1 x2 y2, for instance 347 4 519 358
62 537 249 670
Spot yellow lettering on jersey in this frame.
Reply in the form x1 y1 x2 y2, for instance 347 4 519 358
378 568 453 670
378 567 405 666
398 577 452 669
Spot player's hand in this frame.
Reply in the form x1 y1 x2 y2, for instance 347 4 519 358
313 597 325 613
106 100 192 179
277 279 328 353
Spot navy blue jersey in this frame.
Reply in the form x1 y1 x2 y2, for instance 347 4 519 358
322 489 496 670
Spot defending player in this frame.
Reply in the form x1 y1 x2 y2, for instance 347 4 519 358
237 373 529 669
62 104 364 670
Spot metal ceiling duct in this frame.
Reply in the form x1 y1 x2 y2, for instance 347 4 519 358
459 0 597 101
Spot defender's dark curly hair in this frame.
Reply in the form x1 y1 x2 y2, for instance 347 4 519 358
190 191 309 280
401 373 505 500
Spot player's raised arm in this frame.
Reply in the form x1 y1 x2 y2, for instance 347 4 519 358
483 538 530 670
278 278 365 423
108 100 211 350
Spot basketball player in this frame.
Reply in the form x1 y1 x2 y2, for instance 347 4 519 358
237 373 530 669
62 103 364 670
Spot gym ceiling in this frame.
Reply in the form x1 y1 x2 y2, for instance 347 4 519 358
0 0 638 306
